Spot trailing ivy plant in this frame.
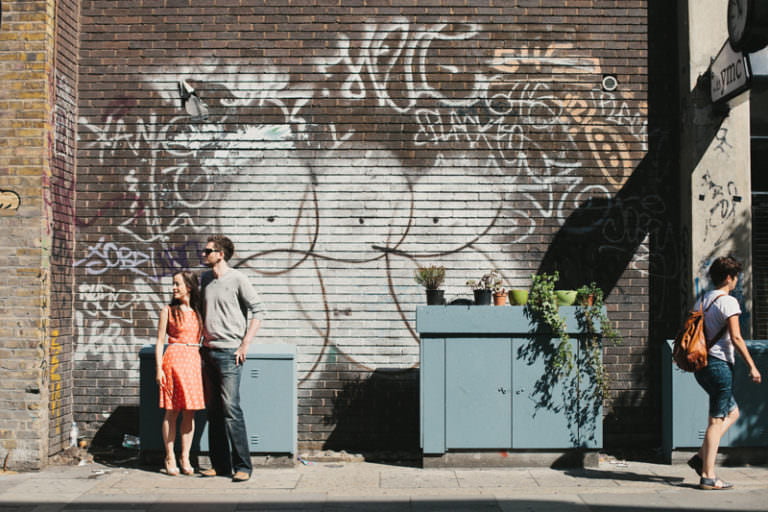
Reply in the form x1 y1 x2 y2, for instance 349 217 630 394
575 282 622 399
527 271 573 375
527 275 623 401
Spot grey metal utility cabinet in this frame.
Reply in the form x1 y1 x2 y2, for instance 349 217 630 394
661 339 768 460
139 344 297 459
416 305 603 459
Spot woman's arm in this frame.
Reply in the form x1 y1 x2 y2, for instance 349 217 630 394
155 306 170 386
728 315 762 383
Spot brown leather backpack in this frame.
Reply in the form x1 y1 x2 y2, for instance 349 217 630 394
672 294 727 372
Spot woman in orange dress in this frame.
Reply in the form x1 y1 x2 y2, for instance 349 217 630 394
155 270 205 476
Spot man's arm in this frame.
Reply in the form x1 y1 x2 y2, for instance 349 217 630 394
234 272 265 365
235 317 261 365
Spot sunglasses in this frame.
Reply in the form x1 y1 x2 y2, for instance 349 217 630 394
201 248 221 256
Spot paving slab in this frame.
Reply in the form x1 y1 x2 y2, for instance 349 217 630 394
454 469 538 489
294 465 379 492
577 490 680 510
658 486 768 511
526 468 620 490
379 468 459 489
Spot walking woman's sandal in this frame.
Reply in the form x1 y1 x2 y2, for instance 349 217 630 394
699 477 734 490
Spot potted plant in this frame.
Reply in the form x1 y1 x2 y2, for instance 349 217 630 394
510 288 529 305
575 282 622 397
467 270 501 306
415 265 446 305
555 289 577 306
493 284 508 306
575 282 621 345
526 271 573 375
577 284 596 307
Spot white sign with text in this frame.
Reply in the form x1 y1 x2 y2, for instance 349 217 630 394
711 40 752 103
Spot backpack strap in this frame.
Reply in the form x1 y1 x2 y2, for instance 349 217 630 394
703 293 728 348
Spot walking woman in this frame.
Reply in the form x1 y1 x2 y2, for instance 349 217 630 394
155 270 205 476
688 256 762 490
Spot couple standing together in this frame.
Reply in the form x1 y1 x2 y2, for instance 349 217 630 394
154 235 264 482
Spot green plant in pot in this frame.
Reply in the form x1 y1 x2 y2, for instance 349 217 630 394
467 270 501 305
527 271 573 375
510 288 529 305
415 265 446 305
555 289 577 306
575 282 621 345
493 282 508 306
575 282 622 397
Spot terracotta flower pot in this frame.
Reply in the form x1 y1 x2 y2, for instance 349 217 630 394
493 292 507 306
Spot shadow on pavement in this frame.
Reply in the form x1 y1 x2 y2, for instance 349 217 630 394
564 468 685 486
0 499 710 511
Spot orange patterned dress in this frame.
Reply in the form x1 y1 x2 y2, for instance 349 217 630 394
159 308 205 410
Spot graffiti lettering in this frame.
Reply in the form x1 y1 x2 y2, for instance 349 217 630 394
317 19 484 113
75 238 153 277
699 170 739 245
0 188 20 213
78 283 138 323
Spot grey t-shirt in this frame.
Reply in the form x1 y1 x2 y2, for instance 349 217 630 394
201 268 265 349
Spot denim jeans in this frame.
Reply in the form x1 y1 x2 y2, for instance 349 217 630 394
201 347 252 475
694 356 738 419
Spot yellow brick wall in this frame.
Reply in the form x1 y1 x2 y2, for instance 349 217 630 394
0 0 56 470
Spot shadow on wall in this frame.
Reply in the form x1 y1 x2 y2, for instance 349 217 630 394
88 406 143 465
603 390 661 461
90 406 138 448
697 208 752 282
323 368 419 458
537 27 731 448
538 25 728 308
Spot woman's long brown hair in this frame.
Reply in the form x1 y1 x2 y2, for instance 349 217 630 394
169 270 203 337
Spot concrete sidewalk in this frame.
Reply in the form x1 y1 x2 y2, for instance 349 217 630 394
1 458 768 511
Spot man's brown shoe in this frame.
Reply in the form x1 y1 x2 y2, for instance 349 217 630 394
199 468 218 477
232 471 250 482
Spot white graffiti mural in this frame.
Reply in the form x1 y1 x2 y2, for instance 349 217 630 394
76 19 648 373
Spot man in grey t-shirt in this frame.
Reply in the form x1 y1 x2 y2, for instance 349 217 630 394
198 235 264 482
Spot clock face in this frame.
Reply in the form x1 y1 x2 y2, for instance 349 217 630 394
728 0 748 45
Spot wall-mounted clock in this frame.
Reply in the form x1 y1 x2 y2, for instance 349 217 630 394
728 0 768 53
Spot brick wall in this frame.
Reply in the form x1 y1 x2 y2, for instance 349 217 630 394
75 1 657 452
0 0 55 469
47 0 80 457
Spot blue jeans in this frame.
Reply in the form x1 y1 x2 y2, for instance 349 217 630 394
201 347 252 475
694 356 738 419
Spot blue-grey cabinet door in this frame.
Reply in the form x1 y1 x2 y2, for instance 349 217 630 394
575 339 603 448
445 338 512 449
242 357 295 452
511 335 578 448
728 342 768 446
421 337 446 454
